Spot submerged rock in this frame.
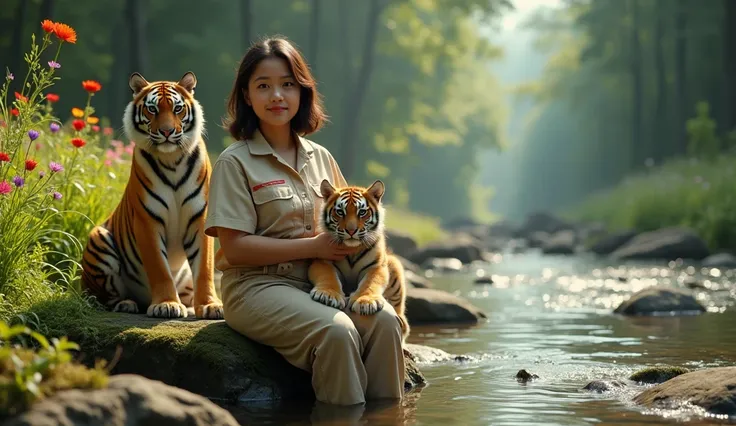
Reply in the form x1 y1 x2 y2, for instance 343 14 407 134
515 369 539 382
610 227 710 261
633 367 736 416
405 287 487 324
613 287 706 316
582 380 627 393
629 366 690 384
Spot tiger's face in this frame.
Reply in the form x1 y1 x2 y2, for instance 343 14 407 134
123 71 204 155
319 179 386 248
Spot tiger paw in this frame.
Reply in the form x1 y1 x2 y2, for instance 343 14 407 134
113 299 139 314
147 301 188 318
194 302 224 319
348 293 385 315
310 287 346 310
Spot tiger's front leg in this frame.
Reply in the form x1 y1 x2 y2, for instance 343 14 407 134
308 260 347 310
348 265 389 315
186 222 224 319
134 216 187 318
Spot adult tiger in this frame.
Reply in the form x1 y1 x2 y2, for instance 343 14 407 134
307 179 410 342
80 71 223 319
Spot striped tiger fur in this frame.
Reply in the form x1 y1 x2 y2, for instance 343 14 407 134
80 71 223 319
307 179 410 342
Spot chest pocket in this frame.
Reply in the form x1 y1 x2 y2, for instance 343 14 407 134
252 185 295 232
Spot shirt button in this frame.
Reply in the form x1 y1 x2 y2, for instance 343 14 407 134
306 225 312 230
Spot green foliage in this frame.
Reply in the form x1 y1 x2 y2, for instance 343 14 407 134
383 205 447 247
686 101 720 160
0 320 109 419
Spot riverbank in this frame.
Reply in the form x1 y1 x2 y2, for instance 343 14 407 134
566 154 736 254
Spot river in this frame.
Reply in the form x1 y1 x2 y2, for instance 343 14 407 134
227 249 736 425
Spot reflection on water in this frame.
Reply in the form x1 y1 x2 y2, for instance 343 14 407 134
228 251 736 425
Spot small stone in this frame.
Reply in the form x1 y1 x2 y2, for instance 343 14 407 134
516 369 539 382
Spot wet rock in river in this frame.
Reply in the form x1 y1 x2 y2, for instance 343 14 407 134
588 230 638 255
701 252 736 269
541 229 577 255
582 380 627 393
409 233 485 265
405 287 487 325
385 229 418 259
515 369 539 382
633 367 736 416
610 227 710 261
629 366 690 384
613 286 706 316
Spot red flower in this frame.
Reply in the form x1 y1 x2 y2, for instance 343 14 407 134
25 159 38 171
72 119 85 131
41 19 55 33
0 152 10 162
46 93 60 102
14 92 27 102
103 127 114 136
53 23 77 44
92 125 100 132
71 138 86 148
82 80 102 93
10 109 19 117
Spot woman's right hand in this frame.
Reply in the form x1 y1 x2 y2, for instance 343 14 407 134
310 232 359 261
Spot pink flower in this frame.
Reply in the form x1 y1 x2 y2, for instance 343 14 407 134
49 162 63 173
0 181 12 195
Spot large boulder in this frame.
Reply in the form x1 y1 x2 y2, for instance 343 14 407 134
385 230 418 259
516 212 574 239
408 233 485 265
588 230 638 255
633 367 736 416
541 230 577 255
610 227 710 261
613 287 706 316
405 287 487 324
26 308 426 407
5 374 239 426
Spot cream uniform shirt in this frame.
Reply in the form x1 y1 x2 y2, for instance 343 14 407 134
204 129 348 272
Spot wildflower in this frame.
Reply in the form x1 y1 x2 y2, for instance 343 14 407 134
39 170 46 178
71 107 84 118
103 127 114 136
82 80 102 93
72 119 85 131
48 61 61 69
41 19 55 33
10 109 18 117
86 116 99 124
25 159 38 171
53 23 76 44
49 122 60 133
46 93 59 102
27 130 39 141
104 159 112 167
71 138 86 148
0 181 12 195
52 191 62 200
14 92 27 102
12 176 24 188
49 162 63 173
6 72 13 81
0 152 9 162
92 125 100 132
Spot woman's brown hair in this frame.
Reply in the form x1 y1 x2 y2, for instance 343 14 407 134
223 36 327 141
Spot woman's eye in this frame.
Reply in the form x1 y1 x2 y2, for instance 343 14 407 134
257 83 268 89
284 82 294 87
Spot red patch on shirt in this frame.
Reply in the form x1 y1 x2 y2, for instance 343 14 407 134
252 179 286 192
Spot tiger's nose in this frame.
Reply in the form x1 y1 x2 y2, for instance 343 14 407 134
346 228 357 236
160 128 174 137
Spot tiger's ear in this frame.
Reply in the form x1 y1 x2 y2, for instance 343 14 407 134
320 179 336 198
129 72 149 95
178 71 197 94
366 180 385 202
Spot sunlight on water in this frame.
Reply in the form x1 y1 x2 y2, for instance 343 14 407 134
229 250 736 425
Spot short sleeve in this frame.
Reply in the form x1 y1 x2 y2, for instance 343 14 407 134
328 152 349 187
204 158 257 237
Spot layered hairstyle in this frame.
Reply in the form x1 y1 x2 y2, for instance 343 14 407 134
223 36 327 141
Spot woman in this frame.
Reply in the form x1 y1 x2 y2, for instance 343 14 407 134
204 37 405 407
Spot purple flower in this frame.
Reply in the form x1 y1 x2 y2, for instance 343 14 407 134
6 72 13 81
49 122 60 133
12 175 24 188
39 170 46 178
52 191 62 200
48 61 60 69
49 162 63 173
27 129 39 141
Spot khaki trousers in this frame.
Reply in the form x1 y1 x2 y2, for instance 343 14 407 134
220 261 405 406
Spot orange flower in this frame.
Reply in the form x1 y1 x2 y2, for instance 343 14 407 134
25 159 38 171
10 109 18 117
46 93 59 102
71 138 86 148
82 80 102 93
71 107 84 118
72 119 85 131
14 92 27 102
86 116 99 124
41 19 55 33
53 23 76 44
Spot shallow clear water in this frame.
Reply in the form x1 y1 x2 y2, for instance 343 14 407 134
227 250 736 425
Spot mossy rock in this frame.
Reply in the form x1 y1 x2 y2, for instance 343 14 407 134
21 299 425 405
629 366 690 384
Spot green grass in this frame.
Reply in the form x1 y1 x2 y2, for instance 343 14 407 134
566 154 736 253
384 205 448 247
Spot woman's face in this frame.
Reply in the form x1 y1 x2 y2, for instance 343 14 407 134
245 56 301 130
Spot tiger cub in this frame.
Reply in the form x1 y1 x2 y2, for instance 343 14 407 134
308 179 410 341
80 71 223 319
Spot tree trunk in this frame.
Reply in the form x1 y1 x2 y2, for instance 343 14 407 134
309 0 320 74
674 0 688 156
339 0 385 180
653 1 667 162
241 0 252 51
126 0 147 75
629 0 643 170
724 0 736 138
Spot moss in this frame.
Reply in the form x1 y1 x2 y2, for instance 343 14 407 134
629 366 690 384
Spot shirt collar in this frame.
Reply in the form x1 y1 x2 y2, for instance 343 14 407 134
247 128 315 158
